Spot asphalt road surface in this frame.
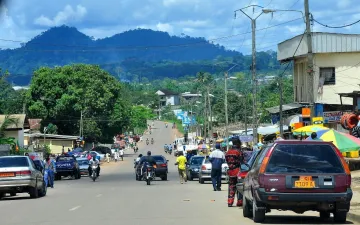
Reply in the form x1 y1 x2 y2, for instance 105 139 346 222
0 121 353 225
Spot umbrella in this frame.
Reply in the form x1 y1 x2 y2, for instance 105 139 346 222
307 129 360 152
293 125 329 136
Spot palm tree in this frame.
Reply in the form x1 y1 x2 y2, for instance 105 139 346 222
0 115 19 139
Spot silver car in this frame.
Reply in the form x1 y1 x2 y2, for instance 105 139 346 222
76 158 90 176
198 156 228 184
0 156 46 199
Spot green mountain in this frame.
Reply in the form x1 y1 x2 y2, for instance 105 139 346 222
0 25 280 85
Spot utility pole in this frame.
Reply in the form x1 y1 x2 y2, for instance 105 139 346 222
279 77 284 136
304 0 314 123
207 87 212 137
224 72 229 151
235 5 265 144
203 93 207 140
80 110 83 137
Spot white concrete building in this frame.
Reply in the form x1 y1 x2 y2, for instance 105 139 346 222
155 89 180 106
278 32 360 105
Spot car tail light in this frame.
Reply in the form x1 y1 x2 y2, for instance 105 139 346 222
237 171 247 179
259 145 275 174
16 170 31 176
160 164 167 167
334 147 351 187
201 165 206 170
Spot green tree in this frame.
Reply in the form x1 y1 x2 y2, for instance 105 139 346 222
130 105 155 130
26 64 130 142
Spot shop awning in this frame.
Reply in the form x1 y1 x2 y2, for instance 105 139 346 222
246 125 289 135
266 103 302 114
285 114 301 126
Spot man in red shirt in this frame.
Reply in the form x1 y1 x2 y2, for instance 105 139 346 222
225 137 243 207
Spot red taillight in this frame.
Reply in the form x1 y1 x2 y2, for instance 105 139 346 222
16 170 31 176
201 165 206 170
238 171 247 179
160 164 167 167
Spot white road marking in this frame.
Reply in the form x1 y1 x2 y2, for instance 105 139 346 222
96 194 103 197
69 205 81 211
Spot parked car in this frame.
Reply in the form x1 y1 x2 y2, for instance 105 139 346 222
89 151 105 161
243 140 353 223
0 156 46 199
236 149 262 196
55 155 81 180
186 155 205 181
198 156 228 184
92 146 111 155
135 155 168 181
76 158 90 176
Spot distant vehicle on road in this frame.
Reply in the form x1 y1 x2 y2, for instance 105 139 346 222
76 158 90 176
92 146 111 155
0 156 46 199
186 155 205 181
135 155 168 181
243 140 353 223
198 156 228 184
89 151 105 161
55 155 81 180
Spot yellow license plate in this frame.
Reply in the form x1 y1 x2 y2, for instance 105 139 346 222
0 172 15 177
295 176 315 188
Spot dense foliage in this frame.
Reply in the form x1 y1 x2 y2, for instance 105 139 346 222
26 64 153 142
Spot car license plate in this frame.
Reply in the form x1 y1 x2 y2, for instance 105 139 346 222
0 172 15 177
294 176 315 188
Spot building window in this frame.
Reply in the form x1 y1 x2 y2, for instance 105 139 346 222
319 67 335 85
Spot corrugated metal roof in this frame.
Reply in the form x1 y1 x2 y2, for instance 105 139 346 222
278 32 360 61
266 103 302 114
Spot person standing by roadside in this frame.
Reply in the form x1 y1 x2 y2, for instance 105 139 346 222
175 151 187 184
225 137 243 207
209 143 225 191
44 154 56 188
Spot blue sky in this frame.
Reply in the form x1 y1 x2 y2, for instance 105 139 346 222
1 0 360 54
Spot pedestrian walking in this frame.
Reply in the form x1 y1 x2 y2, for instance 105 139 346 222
175 151 187 184
209 143 225 191
225 137 243 207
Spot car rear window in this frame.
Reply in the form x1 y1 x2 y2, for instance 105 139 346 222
190 157 204 165
266 144 344 174
57 157 74 162
0 157 29 167
153 156 165 162
77 160 89 165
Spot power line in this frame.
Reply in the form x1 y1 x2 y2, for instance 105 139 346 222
313 17 360 29
0 17 303 52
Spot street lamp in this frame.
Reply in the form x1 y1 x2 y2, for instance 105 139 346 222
43 126 48 156
262 9 305 22
262 8 305 137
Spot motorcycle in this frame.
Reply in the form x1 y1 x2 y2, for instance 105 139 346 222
143 163 156 185
120 154 124 161
146 140 149 145
90 164 99 182
165 124 168 128
151 139 154 144
134 147 138 153
164 147 168 153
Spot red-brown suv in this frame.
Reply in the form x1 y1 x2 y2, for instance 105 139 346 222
243 140 352 223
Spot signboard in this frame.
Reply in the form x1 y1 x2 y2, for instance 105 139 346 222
239 135 253 142
323 111 343 123
302 108 311 118
312 117 324 125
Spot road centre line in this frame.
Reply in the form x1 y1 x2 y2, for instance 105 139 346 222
69 205 81 211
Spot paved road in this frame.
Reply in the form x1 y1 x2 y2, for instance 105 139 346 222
0 121 353 225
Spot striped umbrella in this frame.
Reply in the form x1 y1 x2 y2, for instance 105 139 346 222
307 129 360 153
293 125 329 136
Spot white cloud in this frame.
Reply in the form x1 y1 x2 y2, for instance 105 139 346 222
337 0 351 8
34 4 87 27
156 22 173 33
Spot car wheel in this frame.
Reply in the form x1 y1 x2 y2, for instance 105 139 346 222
319 211 330 220
10 192 16 197
29 181 39 199
0 192 5 199
55 174 61 180
243 195 252 218
77 171 81 179
161 174 167 181
333 211 347 223
199 178 204 184
39 181 47 197
252 200 265 223
188 173 193 181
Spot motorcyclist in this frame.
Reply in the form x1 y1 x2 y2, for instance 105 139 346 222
164 144 168 152
139 151 157 176
151 138 154 144
88 155 100 177
168 145 173 154
165 122 168 128
146 138 149 145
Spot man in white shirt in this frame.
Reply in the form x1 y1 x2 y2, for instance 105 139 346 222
209 143 225 191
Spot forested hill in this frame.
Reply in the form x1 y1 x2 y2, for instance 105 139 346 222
0 25 280 85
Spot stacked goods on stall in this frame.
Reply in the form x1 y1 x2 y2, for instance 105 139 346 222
340 113 360 157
